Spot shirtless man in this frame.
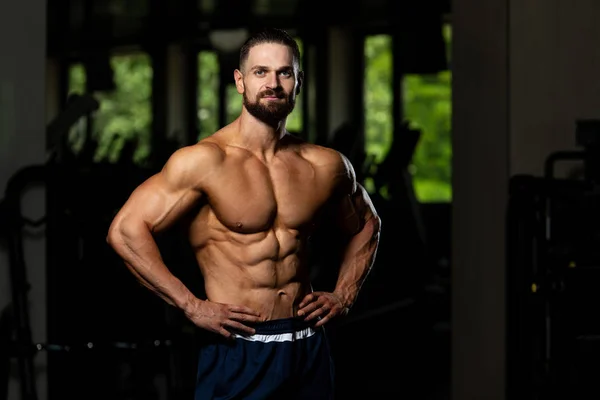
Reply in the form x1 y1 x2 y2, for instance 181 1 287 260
107 28 380 399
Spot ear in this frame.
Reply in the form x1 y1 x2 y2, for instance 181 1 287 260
234 69 244 94
296 70 304 95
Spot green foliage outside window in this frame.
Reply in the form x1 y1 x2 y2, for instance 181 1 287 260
364 26 452 203
67 64 88 152
65 31 451 202
68 53 152 165
197 51 220 140
404 24 452 202
364 35 394 166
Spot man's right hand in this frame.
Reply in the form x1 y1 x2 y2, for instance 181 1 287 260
184 298 262 339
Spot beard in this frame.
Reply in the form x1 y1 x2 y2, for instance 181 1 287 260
243 88 296 128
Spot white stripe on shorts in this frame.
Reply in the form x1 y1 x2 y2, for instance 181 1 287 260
234 327 316 343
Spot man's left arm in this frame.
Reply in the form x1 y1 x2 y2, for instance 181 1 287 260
298 154 381 327
331 183 381 311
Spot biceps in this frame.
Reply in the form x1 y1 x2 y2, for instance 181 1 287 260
114 175 202 233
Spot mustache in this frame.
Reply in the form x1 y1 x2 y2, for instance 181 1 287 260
260 89 285 98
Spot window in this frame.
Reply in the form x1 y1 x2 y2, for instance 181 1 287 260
67 52 153 165
362 26 453 203
66 63 88 154
363 35 393 194
404 24 452 202
286 37 303 133
225 83 241 125
197 51 220 140
93 53 152 165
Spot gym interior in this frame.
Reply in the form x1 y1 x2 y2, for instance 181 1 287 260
2 0 600 399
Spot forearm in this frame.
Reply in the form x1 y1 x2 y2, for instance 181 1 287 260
333 215 381 309
107 221 196 312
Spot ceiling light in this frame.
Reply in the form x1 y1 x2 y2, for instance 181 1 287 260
209 28 249 53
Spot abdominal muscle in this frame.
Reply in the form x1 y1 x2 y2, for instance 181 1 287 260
190 225 313 321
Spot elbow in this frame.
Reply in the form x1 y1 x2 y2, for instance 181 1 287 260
106 216 136 248
364 215 381 247
107 216 151 248
106 220 123 248
367 214 381 237
374 215 381 234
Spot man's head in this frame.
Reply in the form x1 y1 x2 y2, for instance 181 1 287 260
234 28 303 127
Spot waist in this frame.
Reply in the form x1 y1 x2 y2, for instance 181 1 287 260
249 316 315 334
235 317 318 342
205 282 311 320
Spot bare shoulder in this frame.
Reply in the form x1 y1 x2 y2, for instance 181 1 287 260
160 140 226 188
299 143 357 192
165 140 225 172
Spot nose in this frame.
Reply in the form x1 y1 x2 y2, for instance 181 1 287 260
265 71 279 89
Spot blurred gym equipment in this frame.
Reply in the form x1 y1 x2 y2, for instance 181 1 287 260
1 96 196 400
507 119 600 400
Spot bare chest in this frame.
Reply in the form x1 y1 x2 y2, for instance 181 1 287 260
204 157 331 233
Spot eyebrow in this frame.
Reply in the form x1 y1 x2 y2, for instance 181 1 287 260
250 65 294 72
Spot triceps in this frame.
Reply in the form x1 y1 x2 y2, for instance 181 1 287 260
337 186 373 237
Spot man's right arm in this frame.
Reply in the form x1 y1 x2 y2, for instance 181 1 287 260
106 144 221 314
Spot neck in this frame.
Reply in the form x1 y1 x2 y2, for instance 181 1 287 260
234 107 288 160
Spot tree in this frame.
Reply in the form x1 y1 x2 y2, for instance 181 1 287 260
66 31 452 202
197 51 219 140
403 24 452 202
363 26 452 203
68 53 153 165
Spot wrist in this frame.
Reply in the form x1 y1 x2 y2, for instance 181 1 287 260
179 293 201 316
332 290 353 311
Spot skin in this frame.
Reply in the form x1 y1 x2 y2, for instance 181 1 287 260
107 42 381 339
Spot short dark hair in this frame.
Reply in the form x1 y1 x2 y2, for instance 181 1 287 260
239 28 301 71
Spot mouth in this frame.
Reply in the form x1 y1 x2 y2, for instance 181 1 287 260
261 91 284 99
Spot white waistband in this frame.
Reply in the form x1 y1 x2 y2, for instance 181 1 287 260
234 327 316 343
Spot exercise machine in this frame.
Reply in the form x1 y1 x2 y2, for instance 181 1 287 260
506 119 600 399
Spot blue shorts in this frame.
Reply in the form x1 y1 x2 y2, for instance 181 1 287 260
195 317 334 400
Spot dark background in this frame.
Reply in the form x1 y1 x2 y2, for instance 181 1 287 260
2 0 600 399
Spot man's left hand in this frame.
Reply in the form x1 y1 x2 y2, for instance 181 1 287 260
297 292 349 327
